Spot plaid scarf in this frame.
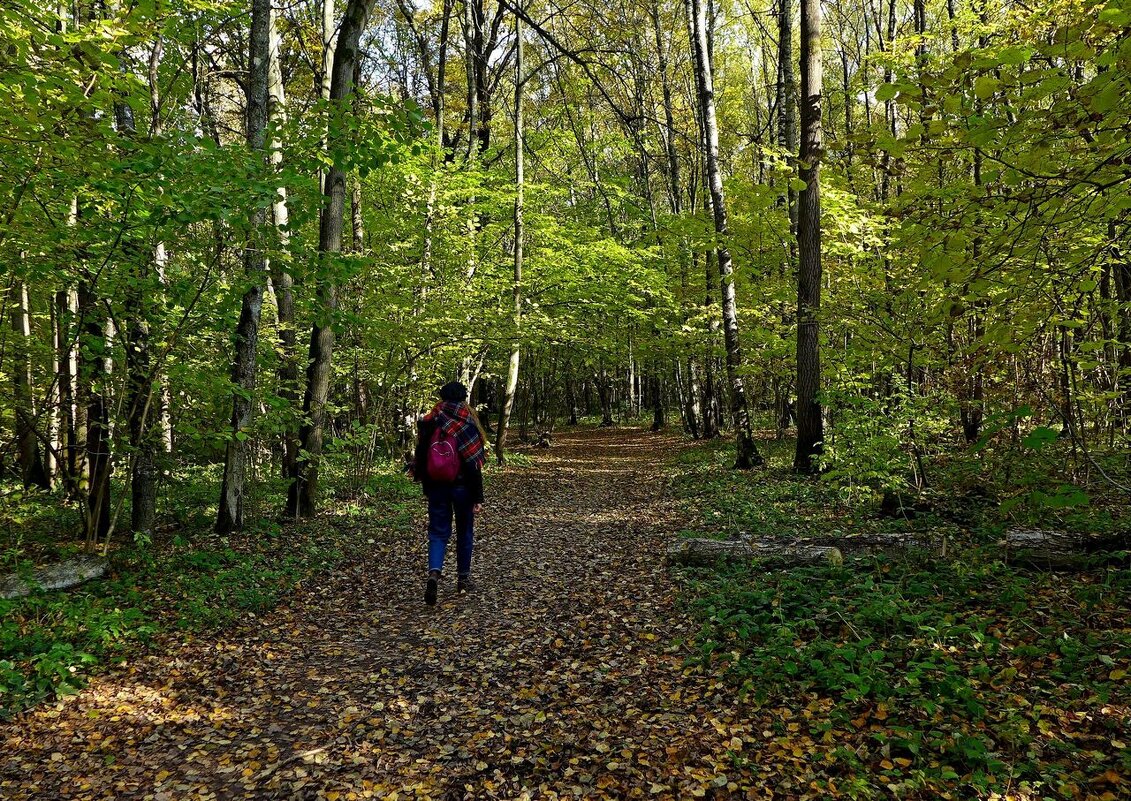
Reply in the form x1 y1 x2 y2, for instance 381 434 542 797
423 401 487 469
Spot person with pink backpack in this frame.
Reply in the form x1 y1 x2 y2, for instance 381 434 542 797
410 382 489 605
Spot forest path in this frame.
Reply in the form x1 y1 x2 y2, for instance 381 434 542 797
3 427 765 800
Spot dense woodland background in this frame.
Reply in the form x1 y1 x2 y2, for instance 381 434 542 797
2 1 1131 795
2 0 1129 541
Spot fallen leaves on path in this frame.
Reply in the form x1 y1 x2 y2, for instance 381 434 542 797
2 428 802 800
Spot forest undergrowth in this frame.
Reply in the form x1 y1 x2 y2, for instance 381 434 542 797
672 437 1131 799
0 461 424 717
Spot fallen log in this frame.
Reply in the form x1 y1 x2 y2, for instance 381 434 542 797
0 554 109 600
1003 529 1129 570
667 538 843 568
794 532 942 555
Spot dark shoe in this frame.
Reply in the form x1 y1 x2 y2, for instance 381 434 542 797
457 575 476 593
424 571 440 605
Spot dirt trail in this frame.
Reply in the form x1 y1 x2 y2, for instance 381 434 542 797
3 427 763 800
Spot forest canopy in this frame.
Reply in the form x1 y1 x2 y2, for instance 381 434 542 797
0 0 1128 542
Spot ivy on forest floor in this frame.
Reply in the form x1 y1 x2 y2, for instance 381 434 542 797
0 461 424 719
673 438 1131 799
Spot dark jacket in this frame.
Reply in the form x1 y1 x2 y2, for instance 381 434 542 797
413 417 485 504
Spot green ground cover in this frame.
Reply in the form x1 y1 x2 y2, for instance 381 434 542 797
671 437 1131 800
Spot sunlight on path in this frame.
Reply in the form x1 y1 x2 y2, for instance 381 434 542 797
2 428 773 801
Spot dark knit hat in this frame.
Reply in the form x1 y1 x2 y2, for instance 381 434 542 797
439 381 468 402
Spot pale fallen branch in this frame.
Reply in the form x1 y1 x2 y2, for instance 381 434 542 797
0 555 108 600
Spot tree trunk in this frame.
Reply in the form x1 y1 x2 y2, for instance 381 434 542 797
112 38 159 538
668 538 843 568
286 0 376 518
1004 529 1130 570
217 0 271 533
495 8 524 466
793 0 824 474
267 2 299 479
689 0 762 468
597 369 615 426
80 283 111 549
11 282 50 489
1111 225 1130 432
651 364 666 431
55 289 76 490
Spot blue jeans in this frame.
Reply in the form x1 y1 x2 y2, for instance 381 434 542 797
427 483 475 575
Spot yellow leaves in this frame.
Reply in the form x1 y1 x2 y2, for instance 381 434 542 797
1108 668 1126 680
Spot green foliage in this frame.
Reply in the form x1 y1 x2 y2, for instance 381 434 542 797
0 462 422 718
684 558 1131 795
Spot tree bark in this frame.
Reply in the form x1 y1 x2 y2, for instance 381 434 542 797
266 2 299 480
668 538 843 568
651 364 666 431
11 282 50 489
1004 529 1130 570
286 0 377 518
80 283 111 549
217 0 272 533
793 0 824 474
689 0 762 468
495 8 524 465
1110 223 1130 432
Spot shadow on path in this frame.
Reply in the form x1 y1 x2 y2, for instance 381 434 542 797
3 427 761 800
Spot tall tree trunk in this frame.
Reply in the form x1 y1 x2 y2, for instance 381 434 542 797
689 0 762 468
111 50 160 537
651 364 666 431
778 0 798 238
217 0 272 533
286 0 376 518
322 0 336 102
793 0 824 473
11 283 50 489
79 283 111 549
55 289 77 489
496 9 523 465
776 0 799 439
463 0 479 161
267 2 299 479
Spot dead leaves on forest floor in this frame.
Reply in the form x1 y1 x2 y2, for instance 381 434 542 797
10 428 1122 800
1 427 786 800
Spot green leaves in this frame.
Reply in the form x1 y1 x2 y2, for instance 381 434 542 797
973 75 999 100
874 83 899 102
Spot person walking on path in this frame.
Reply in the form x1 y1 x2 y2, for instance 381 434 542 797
411 382 488 605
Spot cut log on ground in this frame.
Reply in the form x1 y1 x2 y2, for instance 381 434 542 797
1003 529 1129 570
0 555 109 600
667 538 843 568
793 532 943 555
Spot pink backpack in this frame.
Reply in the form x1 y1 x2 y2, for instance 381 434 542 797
426 425 461 481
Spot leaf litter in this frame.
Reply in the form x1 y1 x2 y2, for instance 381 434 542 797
2 428 776 800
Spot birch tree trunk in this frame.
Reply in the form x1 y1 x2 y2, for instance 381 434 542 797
776 0 798 437
216 0 271 533
286 0 376 517
496 9 523 465
267 3 299 480
689 0 763 468
793 0 824 473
